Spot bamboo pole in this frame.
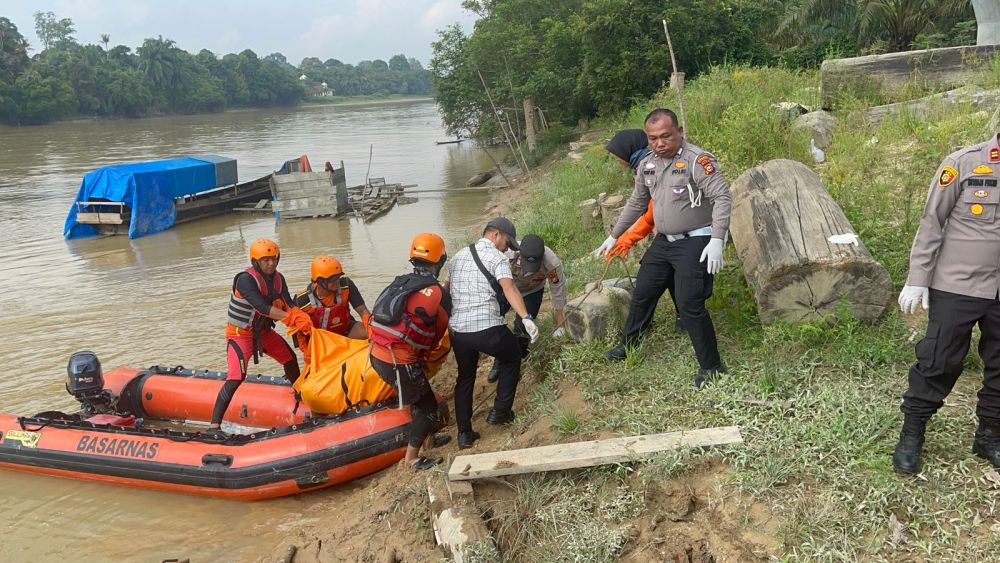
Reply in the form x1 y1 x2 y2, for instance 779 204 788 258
477 69 528 172
504 110 530 171
503 54 524 140
661 19 687 134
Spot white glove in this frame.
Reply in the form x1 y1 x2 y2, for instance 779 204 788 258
522 318 540 343
898 285 929 315
553 326 566 338
699 238 725 275
595 236 617 257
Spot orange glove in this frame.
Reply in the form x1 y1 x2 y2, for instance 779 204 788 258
292 314 313 335
282 307 313 335
607 201 655 261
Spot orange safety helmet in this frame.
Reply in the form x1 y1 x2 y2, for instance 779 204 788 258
410 232 447 265
311 256 344 282
249 239 280 263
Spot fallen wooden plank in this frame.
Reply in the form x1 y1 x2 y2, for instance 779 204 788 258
448 426 743 481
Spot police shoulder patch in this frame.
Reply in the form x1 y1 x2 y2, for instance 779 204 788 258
696 154 716 176
938 165 959 187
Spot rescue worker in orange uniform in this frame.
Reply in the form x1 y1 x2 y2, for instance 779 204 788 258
292 256 370 363
368 233 452 470
210 239 313 432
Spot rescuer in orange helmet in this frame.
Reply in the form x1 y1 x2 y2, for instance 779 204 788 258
291 256 371 362
211 239 312 433
368 233 452 470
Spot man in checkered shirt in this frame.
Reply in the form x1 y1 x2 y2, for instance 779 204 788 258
446 217 540 449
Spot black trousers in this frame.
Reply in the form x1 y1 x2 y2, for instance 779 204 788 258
901 289 1000 420
621 234 721 370
451 325 522 433
499 287 544 356
370 356 438 448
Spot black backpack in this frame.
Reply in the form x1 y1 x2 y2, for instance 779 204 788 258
371 273 442 325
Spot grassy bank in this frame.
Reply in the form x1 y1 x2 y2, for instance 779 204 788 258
485 64 1000 560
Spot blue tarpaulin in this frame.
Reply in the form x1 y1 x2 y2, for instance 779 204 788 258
64 156 235 239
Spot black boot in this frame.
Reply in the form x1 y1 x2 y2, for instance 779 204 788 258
605 343 627 362
973 418 1000 468
693 362 727 390
892 415 928 474
486 359 500 383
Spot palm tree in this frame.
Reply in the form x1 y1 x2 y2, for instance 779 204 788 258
778 0 972 52
137 36 179 91
100 33 110 60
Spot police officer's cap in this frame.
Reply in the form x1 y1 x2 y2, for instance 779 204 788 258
518 234 545 274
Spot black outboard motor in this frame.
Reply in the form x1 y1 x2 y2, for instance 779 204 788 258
66 351 112 415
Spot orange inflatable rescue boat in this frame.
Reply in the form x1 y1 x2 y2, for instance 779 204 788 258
0 331 449 501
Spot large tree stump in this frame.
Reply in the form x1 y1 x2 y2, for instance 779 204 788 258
601 194 625 235
730 159 892 325
578 198 599 229
565 287 631 342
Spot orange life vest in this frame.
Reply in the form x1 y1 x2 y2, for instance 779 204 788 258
304 282 352 334
368 273 443 355
226 267 286 336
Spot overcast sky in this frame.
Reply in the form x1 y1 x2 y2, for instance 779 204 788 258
2 0 478 66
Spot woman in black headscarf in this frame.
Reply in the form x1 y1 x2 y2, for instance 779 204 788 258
605 129 651 170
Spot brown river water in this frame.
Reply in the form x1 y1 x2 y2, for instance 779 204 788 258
0 99 497 561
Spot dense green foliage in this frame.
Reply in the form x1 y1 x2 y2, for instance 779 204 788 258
432 0 976 140
0 13 434 125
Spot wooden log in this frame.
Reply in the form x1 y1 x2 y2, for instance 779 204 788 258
578 198 599 229
730 159 893 325
467 170 494 187
448 426 743 481
600 194 625 235
819 44 1000 109
864 87 1000 126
